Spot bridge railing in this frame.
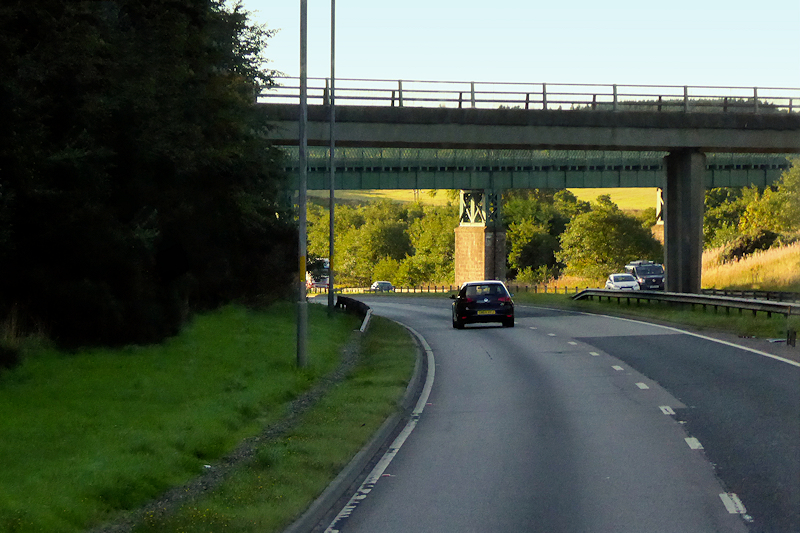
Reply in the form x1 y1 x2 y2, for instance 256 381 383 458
260 77 800 114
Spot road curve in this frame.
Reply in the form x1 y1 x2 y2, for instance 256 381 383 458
325 297 798 533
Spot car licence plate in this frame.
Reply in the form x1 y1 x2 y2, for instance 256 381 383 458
477 310 495 315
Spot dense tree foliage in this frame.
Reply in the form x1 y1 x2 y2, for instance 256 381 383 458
0 1 292 347
307 201 457 287
502 189 589 281
704 159 800 251
556 197 663 280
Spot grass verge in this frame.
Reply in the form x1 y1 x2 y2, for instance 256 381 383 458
513 292 800 340
131 315 416 532
0 303 381 532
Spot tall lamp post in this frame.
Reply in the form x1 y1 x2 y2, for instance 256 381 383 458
327 0 336 314
297 0 308 367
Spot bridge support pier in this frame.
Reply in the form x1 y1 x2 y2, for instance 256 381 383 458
454 190 506 286
664 149 705 293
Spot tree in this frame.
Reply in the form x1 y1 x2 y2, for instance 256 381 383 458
403 205 458 284
0 1 291 346
703 188 748 248
557 197 663 280
553 190 591 219
738 159 800 235
507 220 559 274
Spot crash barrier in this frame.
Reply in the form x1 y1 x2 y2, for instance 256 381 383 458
334 295 370 317
316 284 800 302
334 295 373 334
700 288 800 303
574 289 800 319
318 284 592 295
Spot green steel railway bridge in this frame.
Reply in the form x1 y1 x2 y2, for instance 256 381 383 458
260 77 800 292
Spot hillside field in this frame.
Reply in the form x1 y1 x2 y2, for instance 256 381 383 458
309 187 657 212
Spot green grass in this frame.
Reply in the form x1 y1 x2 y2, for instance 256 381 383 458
132 316 416 532
513 292 800 340
0 303 366 533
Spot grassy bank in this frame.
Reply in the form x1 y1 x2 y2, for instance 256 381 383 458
703 241 800 292
0 304 414 532
136 315 415 532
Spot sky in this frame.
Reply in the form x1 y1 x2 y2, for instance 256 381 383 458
242 0 799 89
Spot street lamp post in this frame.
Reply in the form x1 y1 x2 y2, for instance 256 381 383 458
297 0 308 367
327 0 336 314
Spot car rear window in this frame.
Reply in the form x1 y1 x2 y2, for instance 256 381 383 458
465 284 508 297
613 274 636 282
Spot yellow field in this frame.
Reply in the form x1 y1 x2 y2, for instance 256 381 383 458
310 188 658 211
308 189 453 206
702 241 800 291
568 188 657 212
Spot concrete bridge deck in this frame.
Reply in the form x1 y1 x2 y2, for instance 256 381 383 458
262 104 800 154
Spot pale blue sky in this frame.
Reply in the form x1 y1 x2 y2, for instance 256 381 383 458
243 0 799 88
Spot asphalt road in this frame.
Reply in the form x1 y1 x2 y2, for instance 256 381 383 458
325 297 799 533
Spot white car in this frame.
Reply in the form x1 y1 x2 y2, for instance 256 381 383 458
310 277 329 289
605 273 640 290
370 281 394 292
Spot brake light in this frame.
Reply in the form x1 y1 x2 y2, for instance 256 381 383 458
498 296 511 302
464 297 475 303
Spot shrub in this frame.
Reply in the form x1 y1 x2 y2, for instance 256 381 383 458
720 230 779 263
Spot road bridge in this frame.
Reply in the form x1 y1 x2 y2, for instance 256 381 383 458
261 78 800 293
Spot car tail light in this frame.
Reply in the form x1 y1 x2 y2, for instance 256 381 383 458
464 297 475 303
498 296 511 303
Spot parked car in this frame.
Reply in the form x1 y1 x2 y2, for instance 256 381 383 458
451 280 514 329
370 281 394 292
605 273 641 290
311 277 329 289
624 260 665 290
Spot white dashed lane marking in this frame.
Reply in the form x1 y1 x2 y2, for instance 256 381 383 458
685 437 704 450
719 493 748 515
612 365 625 371
548 333 556 337
635 382 650 389
589 352 600 356
568 341 578 346
659 405 676 415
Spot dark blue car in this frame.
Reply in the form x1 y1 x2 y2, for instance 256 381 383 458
451 280 515 329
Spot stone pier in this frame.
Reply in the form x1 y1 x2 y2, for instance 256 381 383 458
454 190 506 287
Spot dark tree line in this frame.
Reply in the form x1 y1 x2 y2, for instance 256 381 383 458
0 1 294 348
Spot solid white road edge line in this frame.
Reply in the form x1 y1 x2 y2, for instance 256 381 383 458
516 304 800 368
324 324 435 533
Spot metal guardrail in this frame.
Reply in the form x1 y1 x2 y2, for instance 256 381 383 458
261 77 800 114
700 288 800 303
573 289 800 318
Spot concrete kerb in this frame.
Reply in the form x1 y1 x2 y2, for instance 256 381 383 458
282 307 429 533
